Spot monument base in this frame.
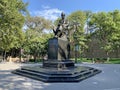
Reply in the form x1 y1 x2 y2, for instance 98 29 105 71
12 65 101 82
43 60 74 68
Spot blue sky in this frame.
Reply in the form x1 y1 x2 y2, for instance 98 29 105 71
23 0 120 21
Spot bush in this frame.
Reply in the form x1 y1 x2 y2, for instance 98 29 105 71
29 59 43 62
29 59 35 62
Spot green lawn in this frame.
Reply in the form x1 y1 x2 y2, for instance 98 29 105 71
74 58 120 64
28 58 120 64
71 58 92 63
105 58 120 64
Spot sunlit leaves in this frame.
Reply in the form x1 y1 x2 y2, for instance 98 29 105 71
67 11 87 48
23 16 52 57
0 0 27 51
89 10 120 53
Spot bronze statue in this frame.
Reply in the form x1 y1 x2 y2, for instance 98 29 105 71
53 12 80 42
53 12 70 39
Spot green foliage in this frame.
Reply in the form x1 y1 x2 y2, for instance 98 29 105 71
105 58 120 64
71 58 92 63
78 58 120 64
67 11 86 31
109 10 120 49
88 10 120 55
53 18 61 26
0 0 27 51
23 16 53 58
67 11 88 51
25 16 52 32
29 59 42 62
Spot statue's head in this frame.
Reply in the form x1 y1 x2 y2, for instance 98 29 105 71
61 12 65 19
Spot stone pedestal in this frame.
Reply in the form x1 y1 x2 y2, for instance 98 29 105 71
44 37 73 68
48 37 69 60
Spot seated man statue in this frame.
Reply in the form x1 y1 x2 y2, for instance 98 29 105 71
53 12 70 39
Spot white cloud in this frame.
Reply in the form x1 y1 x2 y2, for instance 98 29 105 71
31 6 63 21
41 5 50 9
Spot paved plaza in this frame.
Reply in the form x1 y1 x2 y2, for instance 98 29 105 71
0 62 120 90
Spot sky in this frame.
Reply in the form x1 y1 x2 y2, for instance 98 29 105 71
23 0 120 21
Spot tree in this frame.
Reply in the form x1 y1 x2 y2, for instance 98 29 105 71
67 11 87 46
109 10 120 57
23 16 52 61
67 11 87 60
25 16 51 33
88 10 120 59
0 0 28 60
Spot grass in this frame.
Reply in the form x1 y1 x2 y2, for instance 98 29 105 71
72 58 120 64
105 58 120 64
28 58 120 64
71 58 92 63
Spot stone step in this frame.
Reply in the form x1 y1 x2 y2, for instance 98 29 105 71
12 67 101 82
21 67 73 75
12 70 47 82
16 69 91 78
21 67 97 77
12 70 85 82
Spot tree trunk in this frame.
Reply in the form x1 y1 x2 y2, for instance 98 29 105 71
106 52 110 62
34 53 37 62
92 58 95 63
20 48 22 62
116 47 119 58
3 51 6 62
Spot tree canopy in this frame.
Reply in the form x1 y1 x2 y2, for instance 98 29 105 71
0 0 28 51
88 10 120 57
67 11 87 49
23 16 52 60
